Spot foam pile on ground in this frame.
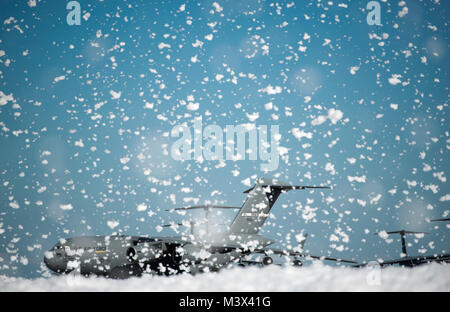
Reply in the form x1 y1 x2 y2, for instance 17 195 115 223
1 263 449 291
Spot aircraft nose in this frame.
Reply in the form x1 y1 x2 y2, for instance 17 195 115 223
44 250 67 273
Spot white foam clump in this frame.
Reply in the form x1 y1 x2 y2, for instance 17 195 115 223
0 263 449 292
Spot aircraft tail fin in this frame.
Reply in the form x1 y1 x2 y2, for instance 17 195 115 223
297 233 308 250
228 178 329 235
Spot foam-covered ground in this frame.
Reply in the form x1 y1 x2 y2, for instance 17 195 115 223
1 263 449 292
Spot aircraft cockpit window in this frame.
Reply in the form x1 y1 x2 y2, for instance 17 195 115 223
54 244 64 256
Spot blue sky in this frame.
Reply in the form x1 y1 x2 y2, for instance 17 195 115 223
0 0 448 278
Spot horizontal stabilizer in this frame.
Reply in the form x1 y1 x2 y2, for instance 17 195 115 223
375 230 430 235
243 178 330 193
431 218 450 222
166 205 240 212
375 230 429 257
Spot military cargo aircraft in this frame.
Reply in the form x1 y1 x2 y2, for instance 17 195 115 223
44 178 357 279
354 229 450 268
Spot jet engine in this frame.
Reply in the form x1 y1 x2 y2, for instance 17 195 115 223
262 256 273 265
126 247 137 262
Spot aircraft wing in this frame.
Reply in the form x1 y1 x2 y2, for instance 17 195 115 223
239 259 284 267
356 253 450 267
150 236 193 245
431 218 450 222
252 248 357 264
378 253 450 267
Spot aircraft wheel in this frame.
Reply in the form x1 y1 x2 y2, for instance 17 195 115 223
293 260 303 267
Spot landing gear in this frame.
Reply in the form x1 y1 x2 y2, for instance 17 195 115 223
144 245 182 276
109 264 142 279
